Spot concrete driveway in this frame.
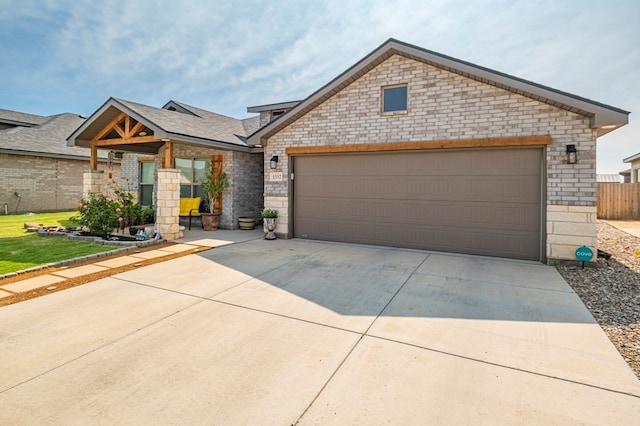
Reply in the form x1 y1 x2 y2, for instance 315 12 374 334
1 239 639 424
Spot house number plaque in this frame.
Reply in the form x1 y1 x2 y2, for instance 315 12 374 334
269 172 283 182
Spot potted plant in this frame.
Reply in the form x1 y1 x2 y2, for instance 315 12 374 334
261 208 278 240
200 162 230 231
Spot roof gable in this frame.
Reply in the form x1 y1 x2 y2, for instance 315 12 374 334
68 98 257 152
248 38 629 145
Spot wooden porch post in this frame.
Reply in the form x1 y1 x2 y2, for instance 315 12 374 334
90 142 98 170
163 140 174 168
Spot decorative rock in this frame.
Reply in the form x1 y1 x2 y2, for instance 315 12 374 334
557 221 640 380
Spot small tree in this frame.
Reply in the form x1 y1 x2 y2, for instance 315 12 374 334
200 162 230 214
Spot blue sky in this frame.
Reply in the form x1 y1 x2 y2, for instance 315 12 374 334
1 0 638 174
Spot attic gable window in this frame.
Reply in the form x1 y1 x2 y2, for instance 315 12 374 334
382 84 408 113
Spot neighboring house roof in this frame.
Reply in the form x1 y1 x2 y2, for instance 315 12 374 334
620 169 631 176
623 152 640 163
68 97 261 153
597 174 623 183
0 108 50 127
0 112 110 160
248 38 629 145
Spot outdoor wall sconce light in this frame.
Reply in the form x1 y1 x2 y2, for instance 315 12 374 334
270 155 279 169
566 144 578 164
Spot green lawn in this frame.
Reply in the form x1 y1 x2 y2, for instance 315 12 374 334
0 211 117 275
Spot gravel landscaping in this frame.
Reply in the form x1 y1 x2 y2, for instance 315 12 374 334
557 221 640 380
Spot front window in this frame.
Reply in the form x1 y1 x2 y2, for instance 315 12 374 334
176 157 210 198
139 161 155 206
382 84 408 112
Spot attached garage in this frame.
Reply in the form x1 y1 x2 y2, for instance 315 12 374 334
292 148 542 261
250 39 629 263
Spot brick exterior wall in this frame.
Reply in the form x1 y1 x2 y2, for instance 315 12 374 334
263 54 597 261
232 151 264 222
0 152 120 213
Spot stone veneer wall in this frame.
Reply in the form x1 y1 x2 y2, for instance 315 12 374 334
263 54 597 262
0 153 120 212
155 169 180 240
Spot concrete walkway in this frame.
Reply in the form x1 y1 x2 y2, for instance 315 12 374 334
0 228 263 299
1 238 639 424
603 219 640 239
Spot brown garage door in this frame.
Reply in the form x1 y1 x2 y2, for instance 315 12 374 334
293 148 542 261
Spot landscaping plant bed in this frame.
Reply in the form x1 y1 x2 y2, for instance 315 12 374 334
38 229 160 247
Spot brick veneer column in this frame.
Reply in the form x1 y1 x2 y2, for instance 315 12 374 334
83 170 104 195
156 168 180 240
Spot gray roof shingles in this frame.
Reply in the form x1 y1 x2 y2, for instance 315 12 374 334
116 99 258 147
0 108 50 126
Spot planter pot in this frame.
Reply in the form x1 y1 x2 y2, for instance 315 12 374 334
238 217 256 230
264 217 277 240
201 213 221 231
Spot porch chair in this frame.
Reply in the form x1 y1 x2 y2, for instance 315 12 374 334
179 197 202 230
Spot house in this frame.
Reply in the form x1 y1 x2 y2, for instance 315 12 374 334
67 98 265 231
620 169 631 183
596 174 623 183
623 153 640 182
68 39 628 264
248 39 628 263
0 108 119 213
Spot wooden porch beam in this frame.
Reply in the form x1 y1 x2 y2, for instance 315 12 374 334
93 112 126 142
94 135 159 146
129 121 144 138
285 135 551 155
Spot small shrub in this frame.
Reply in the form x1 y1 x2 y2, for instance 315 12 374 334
72 191 120 237
72 184 154 237
261 208 279 218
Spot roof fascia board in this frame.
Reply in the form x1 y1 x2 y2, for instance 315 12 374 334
164 132 252 152
247 100 302 113
623 152 640 163
67 97 118 146
0 148 110 161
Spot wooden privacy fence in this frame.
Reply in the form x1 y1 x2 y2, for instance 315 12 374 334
597 183 640 220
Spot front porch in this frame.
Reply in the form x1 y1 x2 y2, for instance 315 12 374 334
68 98 264 240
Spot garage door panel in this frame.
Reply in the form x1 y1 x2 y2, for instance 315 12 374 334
294 149 542 261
